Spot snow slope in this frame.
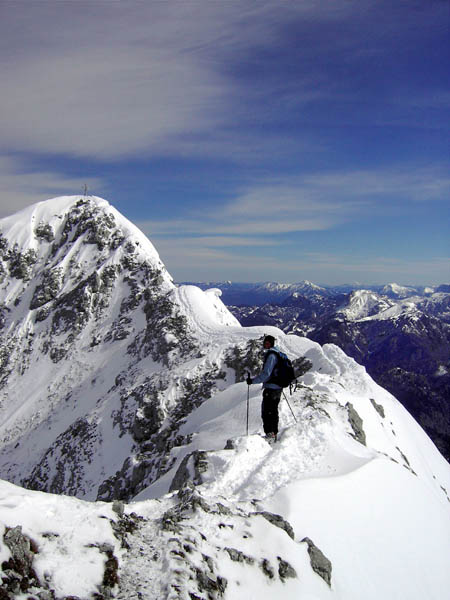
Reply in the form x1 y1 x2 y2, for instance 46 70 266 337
2 335 449 599
0 197 449 599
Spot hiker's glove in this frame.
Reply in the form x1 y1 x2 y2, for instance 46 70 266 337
246 375 252 385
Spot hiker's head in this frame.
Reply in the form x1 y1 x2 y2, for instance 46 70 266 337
263 335 275 349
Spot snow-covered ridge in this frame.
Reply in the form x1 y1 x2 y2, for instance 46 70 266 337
337 289 394 320
0 196 449 600
2 336 449 599
337 289 449 323
382 282 419 298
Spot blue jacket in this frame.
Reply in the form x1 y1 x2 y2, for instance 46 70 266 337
252 347 282 390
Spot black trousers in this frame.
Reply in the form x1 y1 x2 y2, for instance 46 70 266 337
261 388 282 435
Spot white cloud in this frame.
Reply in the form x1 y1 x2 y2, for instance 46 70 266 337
135 164 449 283
0 0 365 161
156 235 450 284
301 168 450 203
0 156 103 218
0 45 227 159
299 252 450 285
139 165 449 242
0 2 240 159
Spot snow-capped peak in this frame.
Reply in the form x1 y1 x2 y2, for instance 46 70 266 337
338 289 394 320
382 282 418 298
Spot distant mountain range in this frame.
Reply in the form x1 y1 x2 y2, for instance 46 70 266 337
180 280 449 305
184 281 450 460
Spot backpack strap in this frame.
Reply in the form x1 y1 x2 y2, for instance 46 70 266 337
264 349 280 384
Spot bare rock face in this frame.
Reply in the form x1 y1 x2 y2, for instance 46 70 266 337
253 511 295 540
1 526 39 598
346 402 367 446
301 536 333 587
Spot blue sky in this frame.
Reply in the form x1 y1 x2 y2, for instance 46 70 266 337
0 0 448 285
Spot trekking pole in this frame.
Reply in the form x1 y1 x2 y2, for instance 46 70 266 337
283 391 297 423
246 377 250 436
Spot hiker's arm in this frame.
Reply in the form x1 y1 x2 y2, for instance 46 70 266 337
251 353 277 384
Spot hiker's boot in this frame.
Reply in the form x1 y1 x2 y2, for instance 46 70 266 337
265 432 277 444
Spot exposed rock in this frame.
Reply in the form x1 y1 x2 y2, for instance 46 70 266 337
7 245 37 281
177 481 212 514
169 451 209 493
346 402 366 445
224 547 254 565
301 536 332 587
195 567 227 598
292 356 313 378
1 526 39 598
112 500 125 517
260 558 275 579
224 338 263 383
110 512 143 550
24 418 99 496
0 511 125 600
370 398 385 418
34 221 55 242
277 556 297 581
253 511 295 540
30 268 64 309
87 542 119 594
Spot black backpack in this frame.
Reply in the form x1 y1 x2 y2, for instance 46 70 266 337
266 349 296 388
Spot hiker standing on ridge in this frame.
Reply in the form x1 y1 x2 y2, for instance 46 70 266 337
246 335 282 443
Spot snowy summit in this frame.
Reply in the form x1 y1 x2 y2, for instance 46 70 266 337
0 196 449 600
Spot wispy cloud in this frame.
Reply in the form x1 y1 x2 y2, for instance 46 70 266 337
2 1 326 161
0 42 227 159
299 167 450 204
136 163 449 283
2 0 444 162
156 236 450 285
139 165 450 239
300 252 450 285
0 156 103 218
0 3 233 159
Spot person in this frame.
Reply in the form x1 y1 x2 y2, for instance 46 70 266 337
246 335 282 443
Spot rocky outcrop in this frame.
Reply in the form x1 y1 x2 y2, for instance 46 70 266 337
0 524 120 600
301 536 333 587
346 402 367 446
156 483 298 598
1 526 39 598
253 511 295 540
